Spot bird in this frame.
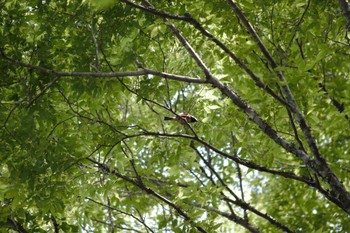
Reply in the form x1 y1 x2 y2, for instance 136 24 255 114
164 112 198 125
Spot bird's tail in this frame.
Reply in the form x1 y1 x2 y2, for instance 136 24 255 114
164 116 174 121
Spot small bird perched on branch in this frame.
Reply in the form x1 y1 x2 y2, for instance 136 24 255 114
164 112 198 125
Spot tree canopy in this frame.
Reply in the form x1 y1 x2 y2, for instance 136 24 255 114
1 0 350 232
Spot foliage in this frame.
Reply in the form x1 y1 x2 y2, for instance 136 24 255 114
1 0 350 232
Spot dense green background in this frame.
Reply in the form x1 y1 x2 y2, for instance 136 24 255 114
1 0 349 232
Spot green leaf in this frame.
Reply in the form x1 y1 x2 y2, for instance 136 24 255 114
90 0 115 10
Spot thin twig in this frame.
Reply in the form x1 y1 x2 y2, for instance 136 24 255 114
0 50 206 83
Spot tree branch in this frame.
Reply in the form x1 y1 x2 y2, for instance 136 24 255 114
121 1 293 110
0 50 206 83
227 0 350 213
87 158 209 233
318 82 349 121
191 202 261 233
338 0 350 31
119 130 350 212
120 131 314 186
86 197 154 233
6 217 28 233
191 143 294 233
227 0 323 160
165 23 213 79
223 197 295 233
51 215 59 233
121 0 188 21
